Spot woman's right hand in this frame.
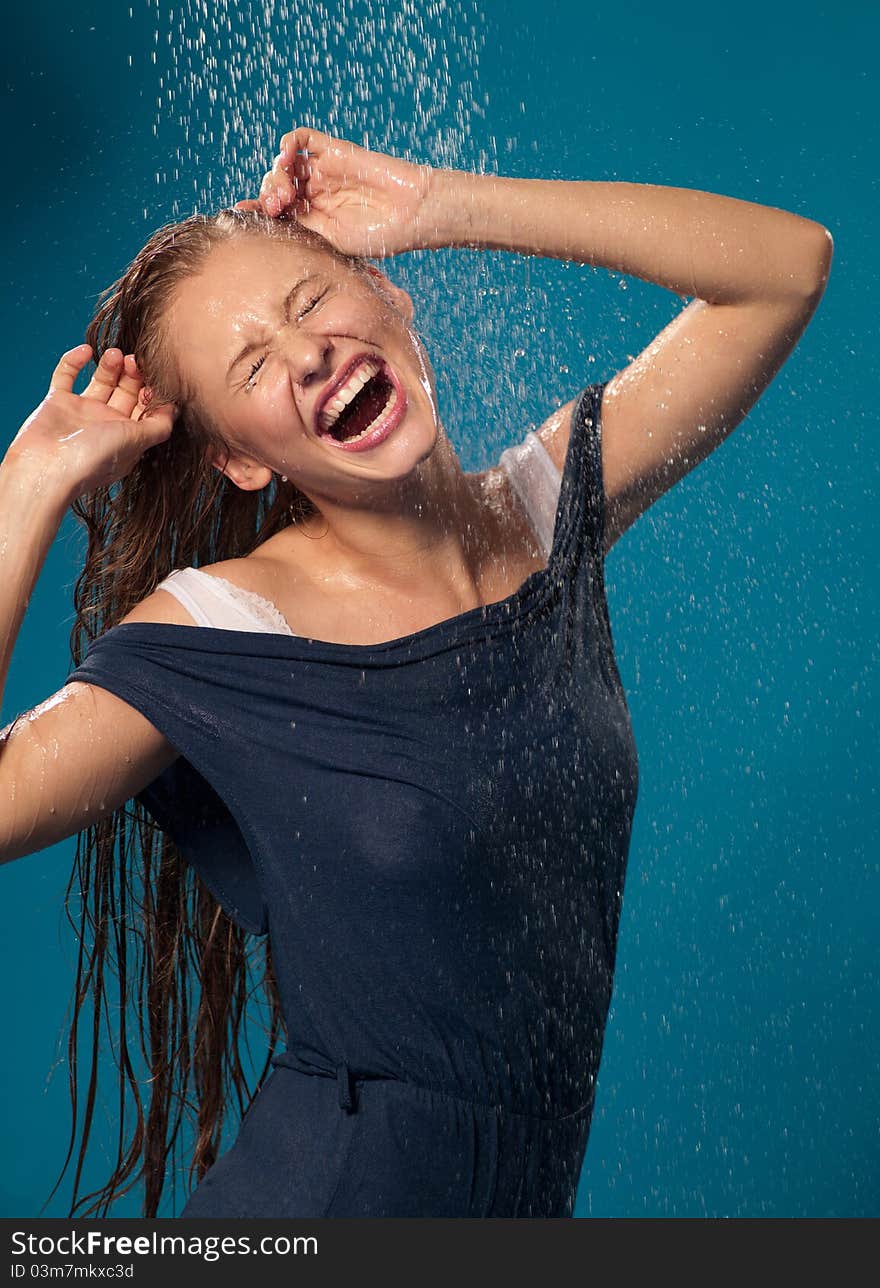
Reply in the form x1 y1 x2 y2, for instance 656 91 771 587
6 345 178 502
235 127 434 259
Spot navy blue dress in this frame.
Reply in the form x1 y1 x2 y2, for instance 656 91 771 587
66 380 639 1217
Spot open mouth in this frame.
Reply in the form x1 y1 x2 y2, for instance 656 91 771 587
318 363 399 445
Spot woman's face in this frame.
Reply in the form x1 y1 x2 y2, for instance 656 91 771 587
164 233 441 502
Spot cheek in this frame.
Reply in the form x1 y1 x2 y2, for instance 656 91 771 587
264 369 293 403
324 293 394 335
250 364 300 420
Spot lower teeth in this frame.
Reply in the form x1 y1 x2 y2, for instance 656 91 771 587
334 388 398 444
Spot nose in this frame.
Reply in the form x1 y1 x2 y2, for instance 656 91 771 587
280 329 334 393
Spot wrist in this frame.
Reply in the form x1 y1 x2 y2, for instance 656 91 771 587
415 168 497 250
0 447 75 521
415 169 545 255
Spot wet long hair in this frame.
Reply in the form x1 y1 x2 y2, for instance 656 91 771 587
51 210 375 1217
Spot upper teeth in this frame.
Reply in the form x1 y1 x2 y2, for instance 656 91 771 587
319 359 382 430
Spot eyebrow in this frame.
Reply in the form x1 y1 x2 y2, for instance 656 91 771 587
224 275 318 383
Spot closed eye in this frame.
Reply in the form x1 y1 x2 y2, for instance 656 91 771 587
243 289 330 389
245 355 266 385
299 288 328 319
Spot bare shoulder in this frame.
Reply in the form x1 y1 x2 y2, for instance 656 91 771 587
532 396 580 474
200 545 310 599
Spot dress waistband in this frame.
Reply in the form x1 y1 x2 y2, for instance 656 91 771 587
271 1051 366 1112
269 1050 596 1122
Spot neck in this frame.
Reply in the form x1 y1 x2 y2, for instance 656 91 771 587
280 431 488 598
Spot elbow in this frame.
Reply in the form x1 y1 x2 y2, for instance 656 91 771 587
796 223 834 300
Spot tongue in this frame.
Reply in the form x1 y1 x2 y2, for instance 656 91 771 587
330 373 391 440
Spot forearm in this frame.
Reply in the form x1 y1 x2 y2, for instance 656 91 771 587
419 170 832 305
0 452 70 718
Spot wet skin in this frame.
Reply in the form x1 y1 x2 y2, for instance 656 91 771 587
160 235 542 643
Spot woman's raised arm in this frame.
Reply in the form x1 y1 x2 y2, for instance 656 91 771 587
252 129 832 546
0 347 180 865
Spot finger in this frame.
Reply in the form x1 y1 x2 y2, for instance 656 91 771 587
234 198 263 212
277 127 318 162
264 151 319 219
80 348 126 404
293 150 321 203
48 344 94 394
259 167 295 217
106 354 145 417
289 206 336 246
277 126 340 163
133 398 178 442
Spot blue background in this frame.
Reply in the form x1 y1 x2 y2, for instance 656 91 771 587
1 0 876 1216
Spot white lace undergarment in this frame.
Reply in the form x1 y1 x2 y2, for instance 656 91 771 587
155 434 562 635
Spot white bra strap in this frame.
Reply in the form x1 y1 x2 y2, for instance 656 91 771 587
156 568 218 627
156 568 292 634
497 431 562 560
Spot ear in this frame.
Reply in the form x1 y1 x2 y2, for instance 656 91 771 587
208 446 274 492
363 264 414 322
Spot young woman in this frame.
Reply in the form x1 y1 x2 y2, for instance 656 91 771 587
0 128 832 1217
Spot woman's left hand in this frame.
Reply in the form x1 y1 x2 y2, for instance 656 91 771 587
234 127 434 259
